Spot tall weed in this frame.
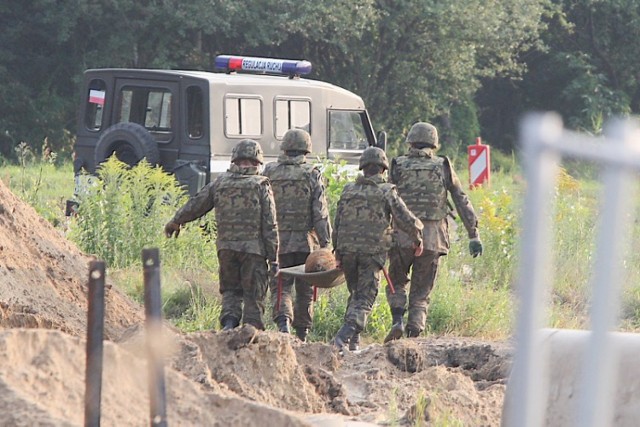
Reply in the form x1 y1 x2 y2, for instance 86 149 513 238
68 156 217 271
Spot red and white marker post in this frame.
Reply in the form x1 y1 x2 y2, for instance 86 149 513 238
468 137 490 189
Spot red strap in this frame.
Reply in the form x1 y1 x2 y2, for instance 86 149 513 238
276 274 283 312
312 285 318 302
382 266 395 294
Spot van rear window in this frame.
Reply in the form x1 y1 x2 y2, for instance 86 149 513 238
85 79 106 131
118 87 173 131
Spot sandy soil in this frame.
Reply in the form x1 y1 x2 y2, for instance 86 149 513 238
0 178 512 426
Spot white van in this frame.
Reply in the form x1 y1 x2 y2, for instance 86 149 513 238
73 55 386 195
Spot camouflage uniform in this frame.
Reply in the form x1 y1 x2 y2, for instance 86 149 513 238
387 123 480 336
168 159 278 330
333 168 423 340
263 153 331 334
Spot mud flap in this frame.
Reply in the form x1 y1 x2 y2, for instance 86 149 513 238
173 161 207 195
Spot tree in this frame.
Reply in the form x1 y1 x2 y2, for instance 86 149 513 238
479 0 640 151
0 0 549 160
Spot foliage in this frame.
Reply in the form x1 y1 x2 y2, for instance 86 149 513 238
478 0 640 150
329 0 550 152
67 156 217 270
438 97 482 158
319 158 353 221
0 141 72 227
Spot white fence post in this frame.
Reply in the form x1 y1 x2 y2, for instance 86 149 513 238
578 119 639 427
504 114 640 427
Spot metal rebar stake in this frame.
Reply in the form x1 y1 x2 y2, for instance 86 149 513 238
143 248 167 427
85 260 105 427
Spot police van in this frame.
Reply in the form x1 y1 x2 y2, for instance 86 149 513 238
73 55 386 196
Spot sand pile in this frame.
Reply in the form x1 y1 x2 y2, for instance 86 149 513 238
0 179 142 339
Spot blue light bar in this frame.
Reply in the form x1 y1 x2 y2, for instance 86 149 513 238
214 55 312 76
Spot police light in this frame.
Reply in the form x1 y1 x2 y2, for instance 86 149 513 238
214 55 312 76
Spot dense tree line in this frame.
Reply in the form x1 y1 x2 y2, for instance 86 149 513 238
0 0 637 161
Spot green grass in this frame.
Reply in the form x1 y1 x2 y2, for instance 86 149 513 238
0 161 75 228
5 150 640 341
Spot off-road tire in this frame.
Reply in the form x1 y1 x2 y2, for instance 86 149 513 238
94 122 160 169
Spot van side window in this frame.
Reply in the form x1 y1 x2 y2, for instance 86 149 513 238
85 79 106 131
118 86 172 131
329 111 369 150
225 96 262 136
275 99 311 138
187 86 204 139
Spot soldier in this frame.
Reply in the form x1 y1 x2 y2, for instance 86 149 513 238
262 128 332 341
164 139 278 331
332 147 423 351
384 122 483 342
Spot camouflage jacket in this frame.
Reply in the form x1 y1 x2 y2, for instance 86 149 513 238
390 147 479 254
171 164 279 262
332 173 423 256
262 155 332 254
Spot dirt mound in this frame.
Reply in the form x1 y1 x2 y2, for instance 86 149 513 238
189 326 327 413
166 327 512 425
0 179 142 339
294 337 510 425
0 328 310 426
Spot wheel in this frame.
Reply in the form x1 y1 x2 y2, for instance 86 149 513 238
94 122 160 169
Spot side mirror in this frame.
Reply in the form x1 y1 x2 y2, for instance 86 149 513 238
375 130 387 151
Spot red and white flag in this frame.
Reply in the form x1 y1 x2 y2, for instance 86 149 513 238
89 90 105 106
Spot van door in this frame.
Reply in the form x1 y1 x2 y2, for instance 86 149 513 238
113 78 179 148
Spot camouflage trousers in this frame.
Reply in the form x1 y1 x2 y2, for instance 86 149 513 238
218 249 268 330
386 247 441 333
341 252 386 332
269 252 314 330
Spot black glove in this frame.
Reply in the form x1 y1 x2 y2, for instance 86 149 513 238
164 221 181 238
469 237 483 257
270 261 279 276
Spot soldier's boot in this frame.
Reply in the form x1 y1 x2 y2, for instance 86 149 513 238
296 327 309 342
349 333 360 351
406 327 421 338
384 309 405 343
332 323 356 352
276 316 291 334
222 317 240 331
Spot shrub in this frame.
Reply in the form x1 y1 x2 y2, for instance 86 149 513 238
68 156 217 270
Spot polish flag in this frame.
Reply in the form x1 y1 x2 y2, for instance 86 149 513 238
89 90 105 105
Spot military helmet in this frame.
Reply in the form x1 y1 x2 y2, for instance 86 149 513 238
281 128 312 153
406 122 439 149
231 139 264 164
359 146 389 170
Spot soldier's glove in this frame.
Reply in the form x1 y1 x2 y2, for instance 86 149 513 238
469 237 483 258
164 221 181 238
270 262 280 277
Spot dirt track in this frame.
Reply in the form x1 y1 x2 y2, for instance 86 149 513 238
0 178 512 425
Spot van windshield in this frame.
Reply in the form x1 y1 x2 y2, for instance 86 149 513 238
328 110 372 152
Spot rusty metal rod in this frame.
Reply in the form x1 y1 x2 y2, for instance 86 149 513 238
143 248 167 427
85 260 105 427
